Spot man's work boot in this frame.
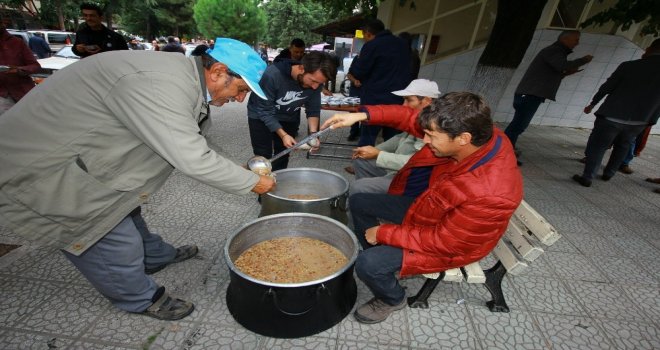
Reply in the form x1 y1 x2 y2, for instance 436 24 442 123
354 297 406 324
572 174 592 187
140 286 194 320
146 245 199 274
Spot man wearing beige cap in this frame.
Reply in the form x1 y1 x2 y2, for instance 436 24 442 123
0 37 274 320
348 79 440 194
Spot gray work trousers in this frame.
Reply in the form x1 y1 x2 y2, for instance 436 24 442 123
351 158 393 194
62 209 176 312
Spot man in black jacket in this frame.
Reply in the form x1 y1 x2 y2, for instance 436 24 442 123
347 19 411 146
72 3 127 58
505 30 592 150
572 39 660 187
247 51 336 170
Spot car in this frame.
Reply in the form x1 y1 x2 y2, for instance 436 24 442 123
27 30 76 53
32 45 80 84
7 29 33 46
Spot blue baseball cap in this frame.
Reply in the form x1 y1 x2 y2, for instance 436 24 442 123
206 38 267 100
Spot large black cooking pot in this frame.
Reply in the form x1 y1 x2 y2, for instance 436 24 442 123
259 168 349 225
224 213 358 338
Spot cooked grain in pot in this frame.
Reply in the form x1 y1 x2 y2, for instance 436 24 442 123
286 194 321 200
234 237 347 283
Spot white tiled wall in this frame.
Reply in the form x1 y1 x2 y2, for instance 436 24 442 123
419 29 657 133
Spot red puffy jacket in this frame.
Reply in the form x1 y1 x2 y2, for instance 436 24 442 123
362 105 523 276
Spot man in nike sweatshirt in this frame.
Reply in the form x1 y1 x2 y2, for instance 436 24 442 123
247 51 336 170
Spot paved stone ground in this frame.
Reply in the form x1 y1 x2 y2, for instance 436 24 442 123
1 101 658 349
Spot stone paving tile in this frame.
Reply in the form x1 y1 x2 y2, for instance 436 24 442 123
173 324 261 350
80 310 167 347
567 281 647 322
1 246 81 283
595 256 659 287
565 232 625 257
543 252 608 282
0 329 76 350
0 276 60 327
507 275 587 315
13 284 108 336
598 319 659 350
69 341 140 349
262 335 338 349
621 285 660 321
533 312 614 350
408 302 479 349
459 277 524 312
468 305 548 350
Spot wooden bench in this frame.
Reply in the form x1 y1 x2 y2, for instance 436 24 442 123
407 199 561 312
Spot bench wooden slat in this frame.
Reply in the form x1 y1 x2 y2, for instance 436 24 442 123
514 200 561 246
492 239 528 275
462 262 486 283
506 220 544 262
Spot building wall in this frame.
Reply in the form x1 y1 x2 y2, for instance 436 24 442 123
418 29 657 133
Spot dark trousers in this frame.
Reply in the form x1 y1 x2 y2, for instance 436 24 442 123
504 94 545 147
350 193 415 305
357 125 401 147
582 118 647 180
248 118 300 171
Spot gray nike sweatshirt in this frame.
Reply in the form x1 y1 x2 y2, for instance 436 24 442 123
247 59 322 132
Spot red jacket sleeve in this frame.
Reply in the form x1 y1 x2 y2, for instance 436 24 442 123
362 105 424 138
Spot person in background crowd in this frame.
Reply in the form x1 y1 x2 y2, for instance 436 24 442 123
345 79 440 196
273 38 305 62
128 37 146 50
209 39 215 49
247 51 336 171
0 21 41 115
0 37 275 321
29 32 51 58
321 92 523 324
572 39 660 187
347 19 411 146
398 32 420 80
151 39 160 51
161 36 186 54
72 2 128 58
191 44 209 57
504 30 593 156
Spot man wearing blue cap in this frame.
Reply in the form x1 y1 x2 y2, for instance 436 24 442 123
247 50 337 170
0 37 274 320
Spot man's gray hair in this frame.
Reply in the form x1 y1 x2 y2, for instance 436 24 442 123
558 30 580 40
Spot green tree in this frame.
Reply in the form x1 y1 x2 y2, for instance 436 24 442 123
193 0 265 44
581 0 660 36
261 0 329 48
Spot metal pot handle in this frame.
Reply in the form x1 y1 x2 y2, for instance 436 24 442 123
266 284 327 316
331 195 348 212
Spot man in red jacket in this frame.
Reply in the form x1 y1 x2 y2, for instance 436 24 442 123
322 92 523 323
0 22 41 115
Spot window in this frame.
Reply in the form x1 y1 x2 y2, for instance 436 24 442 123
550 0 588 28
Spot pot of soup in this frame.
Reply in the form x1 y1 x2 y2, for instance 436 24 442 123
224 213 358 338
259 168 349 224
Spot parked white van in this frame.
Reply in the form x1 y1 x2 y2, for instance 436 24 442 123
27 30 76 53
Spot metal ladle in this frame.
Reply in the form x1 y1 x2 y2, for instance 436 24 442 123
247 126 336 176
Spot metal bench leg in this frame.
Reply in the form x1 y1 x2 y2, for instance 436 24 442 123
484 261 510 312
407 273 444 309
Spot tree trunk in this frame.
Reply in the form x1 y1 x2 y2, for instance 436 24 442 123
55 0 65 30
466 0 548 109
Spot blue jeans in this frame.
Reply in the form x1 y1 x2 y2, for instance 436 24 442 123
504 94 545 147
350 193 415 305
582 118 646 180
62 208 175 312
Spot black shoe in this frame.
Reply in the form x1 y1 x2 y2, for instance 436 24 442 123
572 174 592 187
517 160 523 166
601 174 613 181
145 245 199 274
140 287 194 320
344 166 355 175
578 157 586 164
